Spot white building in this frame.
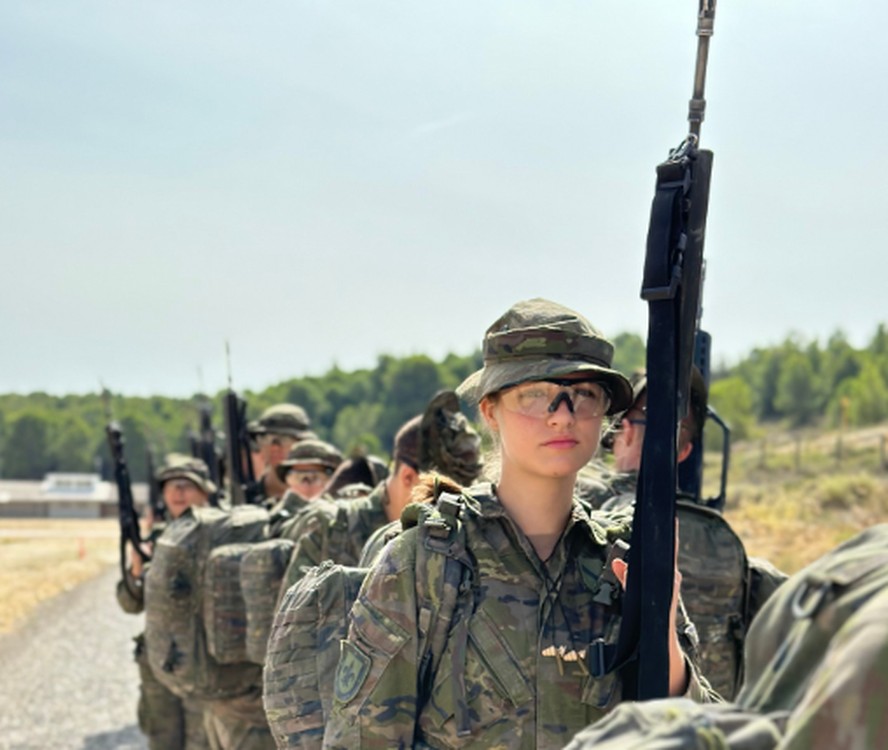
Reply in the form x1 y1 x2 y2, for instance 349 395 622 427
0 474 148 519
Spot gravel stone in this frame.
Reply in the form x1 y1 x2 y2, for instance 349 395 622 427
0 566 148 749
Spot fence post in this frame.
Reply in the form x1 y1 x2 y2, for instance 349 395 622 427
794 435 802 473
881 434 887 470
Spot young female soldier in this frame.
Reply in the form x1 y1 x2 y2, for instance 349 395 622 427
324 298 714 749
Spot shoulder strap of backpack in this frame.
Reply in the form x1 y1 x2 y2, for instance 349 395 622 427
403 491 476 737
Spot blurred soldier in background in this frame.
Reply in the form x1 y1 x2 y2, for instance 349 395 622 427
246 404 316 504
116 454 215 750
601 368 787 699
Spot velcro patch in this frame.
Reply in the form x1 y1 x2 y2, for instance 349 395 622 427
334 640 372 704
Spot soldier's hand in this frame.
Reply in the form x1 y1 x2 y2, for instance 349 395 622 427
611 520 688 695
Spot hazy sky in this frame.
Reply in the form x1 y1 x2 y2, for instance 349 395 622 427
2 1 886 397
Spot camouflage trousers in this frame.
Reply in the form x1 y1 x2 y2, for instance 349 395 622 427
135 634 210 750
203 689 276 750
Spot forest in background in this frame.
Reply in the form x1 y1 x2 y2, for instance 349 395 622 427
2 325 887 482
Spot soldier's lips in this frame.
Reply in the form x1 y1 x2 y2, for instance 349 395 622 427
542 438 579 449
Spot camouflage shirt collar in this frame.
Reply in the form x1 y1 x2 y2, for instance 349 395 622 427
469 481 623 550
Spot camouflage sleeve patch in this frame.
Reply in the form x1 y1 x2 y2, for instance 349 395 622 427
334 639 373 704
324 531 422 750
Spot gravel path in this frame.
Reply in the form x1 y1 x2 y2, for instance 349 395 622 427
0 566 148 750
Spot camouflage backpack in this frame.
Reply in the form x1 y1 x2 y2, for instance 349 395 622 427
739 524 888 715
239 537 296 664
562 698 787 750
144 504 269 701
263 494 472 750
675 500 750 700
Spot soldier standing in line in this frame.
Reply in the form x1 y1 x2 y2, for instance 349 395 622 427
274 414 426 580
600 368 788 699
324 299 716 749
276 391 482 591
116 454 216 750
247 404 316 504
266 438 344 535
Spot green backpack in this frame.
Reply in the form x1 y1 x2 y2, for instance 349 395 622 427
144 505 269 701
562 698 786 750
240 537 296 664
262 494 471 750
739 523 888 713
675 500 751 700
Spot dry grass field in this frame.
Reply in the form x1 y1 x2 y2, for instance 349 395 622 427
0 518 119 633
709 424 888 575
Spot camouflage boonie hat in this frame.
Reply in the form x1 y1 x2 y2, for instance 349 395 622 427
456 298 632 414
419 390 483 485
275 438 344 481
326 454 390 497
155 452 218 495
248 403 314 440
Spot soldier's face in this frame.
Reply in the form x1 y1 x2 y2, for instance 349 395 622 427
481 373 602 481
257 433 297 467
285 463 329 501
162 479 208 519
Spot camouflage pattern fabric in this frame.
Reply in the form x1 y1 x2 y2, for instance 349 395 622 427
144 505 268 702
136 634 211 749
562 698 786 750
418 390 483 485
356 517 402 567
264 562 370 749
674 501 749 700
267 489 314 536
239 538 296 664
277 482 391 594
265 498 469 749
324 483 714 749
600 471 786 700
116 573 145 614
574 463 635 510
204 689 276 750
204 543 253 665
747 556 789 624
455 298 633 413
738 523 888 748
564 524 888 749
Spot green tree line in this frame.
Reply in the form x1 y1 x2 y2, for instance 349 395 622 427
709 324 888 445
3 324 886 480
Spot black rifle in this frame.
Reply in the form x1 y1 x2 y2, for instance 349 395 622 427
191 401 221 506
106 420 151 600
223 344 262 506
677 331 731 510
615 0 718 700
145 447 167 521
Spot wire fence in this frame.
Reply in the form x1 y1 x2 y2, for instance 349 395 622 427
726 426 888 476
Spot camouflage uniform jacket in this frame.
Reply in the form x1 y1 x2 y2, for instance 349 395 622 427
324 483 713 750
279 482 390 593
268 490 315 538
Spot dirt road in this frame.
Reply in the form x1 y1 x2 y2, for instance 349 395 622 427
0 566 148 750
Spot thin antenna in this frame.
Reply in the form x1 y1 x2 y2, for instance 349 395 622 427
225 340 233 390
100 380 112 420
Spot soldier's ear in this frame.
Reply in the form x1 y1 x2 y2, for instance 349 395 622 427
478 397 499 431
